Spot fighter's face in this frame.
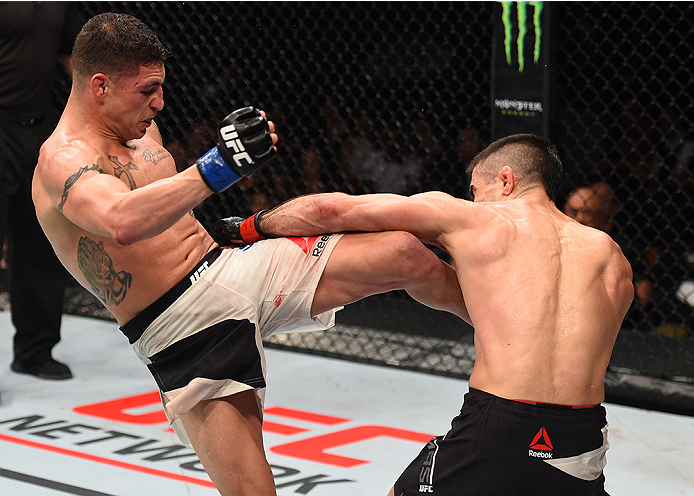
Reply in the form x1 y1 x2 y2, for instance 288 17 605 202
106 63 165 140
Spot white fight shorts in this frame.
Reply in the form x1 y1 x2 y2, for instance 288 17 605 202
119 234 343 447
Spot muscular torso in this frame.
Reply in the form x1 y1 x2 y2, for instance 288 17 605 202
444 199 632 405
33 125 216 325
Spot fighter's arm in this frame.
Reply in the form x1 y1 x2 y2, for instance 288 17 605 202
38 108 277 246
39 142 213 246
605 242 635 329
258 191 471 248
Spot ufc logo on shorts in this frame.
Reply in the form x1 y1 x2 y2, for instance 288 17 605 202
220 124 253 168
189 261 209 284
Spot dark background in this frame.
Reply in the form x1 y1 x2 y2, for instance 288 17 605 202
46 2 694 414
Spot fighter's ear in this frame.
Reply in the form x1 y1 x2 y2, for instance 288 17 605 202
90 73 109 100
499 166 515 197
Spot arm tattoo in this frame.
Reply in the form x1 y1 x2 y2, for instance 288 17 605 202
58 164 104 212
109 155 139 190
142 147 170 165
77 236 132 306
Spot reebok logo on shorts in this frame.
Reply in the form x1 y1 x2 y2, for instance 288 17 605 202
288 235 331 257
529 427 554 458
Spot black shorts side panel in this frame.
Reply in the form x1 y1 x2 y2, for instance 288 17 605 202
146 319 266 392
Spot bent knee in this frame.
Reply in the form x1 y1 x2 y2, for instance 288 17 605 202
387 231 441 278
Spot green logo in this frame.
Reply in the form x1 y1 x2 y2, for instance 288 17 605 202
500 1 543 73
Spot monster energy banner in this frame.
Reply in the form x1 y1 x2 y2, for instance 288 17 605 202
491 1 552 139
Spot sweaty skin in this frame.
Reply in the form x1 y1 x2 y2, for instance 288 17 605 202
34 128 216 324
258 169 634 406
33 63 217 324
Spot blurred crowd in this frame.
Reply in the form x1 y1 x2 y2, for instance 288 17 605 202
560 98 694 339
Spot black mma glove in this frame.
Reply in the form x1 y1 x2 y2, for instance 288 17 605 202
197 107 276 193
209 210 268 246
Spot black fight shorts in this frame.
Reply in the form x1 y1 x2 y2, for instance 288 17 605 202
393 388 610 496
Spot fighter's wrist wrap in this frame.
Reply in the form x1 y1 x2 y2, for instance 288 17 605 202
196 106 276 193
196 146 242 192
239 210 268 244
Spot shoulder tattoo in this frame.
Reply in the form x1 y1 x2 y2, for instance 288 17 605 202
109 155 139 190
58 164 104 212
77 236 132 306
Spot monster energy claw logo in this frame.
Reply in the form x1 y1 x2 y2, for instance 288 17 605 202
501 1 543 72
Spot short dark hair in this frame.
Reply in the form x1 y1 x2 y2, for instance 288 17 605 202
467 133 564 202
72 13 170 83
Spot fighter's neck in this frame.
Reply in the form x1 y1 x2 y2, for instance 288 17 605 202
507 187 552 204
61 99 132 149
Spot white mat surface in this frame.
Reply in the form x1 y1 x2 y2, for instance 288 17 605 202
0 313 692 495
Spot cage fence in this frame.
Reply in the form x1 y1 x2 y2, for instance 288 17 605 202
21 1 694 414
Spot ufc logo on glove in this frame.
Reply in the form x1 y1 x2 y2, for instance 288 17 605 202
220 124 252 167
196 106 276 192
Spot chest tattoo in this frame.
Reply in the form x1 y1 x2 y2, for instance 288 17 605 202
58 164 104 212
142 147 170 165
77 236 132 306
108 155 139 190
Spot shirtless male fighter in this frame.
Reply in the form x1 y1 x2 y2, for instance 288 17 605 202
32 13 465 496
224 134 634 495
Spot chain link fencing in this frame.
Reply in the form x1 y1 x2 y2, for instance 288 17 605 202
39 1 694 413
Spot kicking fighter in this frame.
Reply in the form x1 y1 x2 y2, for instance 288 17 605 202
32 13 466 496
220 134 634 495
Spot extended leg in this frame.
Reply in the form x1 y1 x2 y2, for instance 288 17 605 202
179 390 276 496
312 231 469 322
